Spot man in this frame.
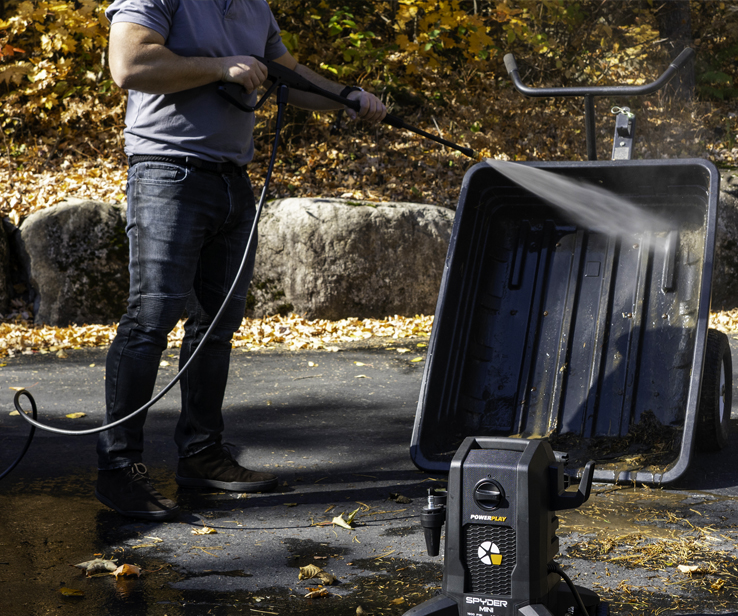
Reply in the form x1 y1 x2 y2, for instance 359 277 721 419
96 0 387 522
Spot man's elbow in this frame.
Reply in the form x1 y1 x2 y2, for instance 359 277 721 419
109 60 138 90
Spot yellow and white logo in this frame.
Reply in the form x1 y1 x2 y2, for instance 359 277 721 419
477 541 503 566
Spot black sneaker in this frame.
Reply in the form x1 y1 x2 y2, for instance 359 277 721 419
176 444 278 493
95 463 180 522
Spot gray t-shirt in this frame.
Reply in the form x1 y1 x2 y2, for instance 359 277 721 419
106 0 288 165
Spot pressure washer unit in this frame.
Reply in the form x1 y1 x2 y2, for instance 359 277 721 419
405 437 601 616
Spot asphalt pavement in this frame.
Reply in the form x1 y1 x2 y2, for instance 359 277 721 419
1 337 738 616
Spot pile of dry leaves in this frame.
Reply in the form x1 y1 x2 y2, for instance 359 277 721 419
0 313 434 358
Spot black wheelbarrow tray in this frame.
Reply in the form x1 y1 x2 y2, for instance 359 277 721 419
410 157 730 485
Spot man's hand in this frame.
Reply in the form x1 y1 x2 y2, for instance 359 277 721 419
346 90 387 123
220 56 269 93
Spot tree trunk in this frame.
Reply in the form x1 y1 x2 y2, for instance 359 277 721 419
655 0 695 101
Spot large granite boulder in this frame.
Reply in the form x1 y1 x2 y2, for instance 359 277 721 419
11 196 454 326
249 198 455 319
16 198 129 326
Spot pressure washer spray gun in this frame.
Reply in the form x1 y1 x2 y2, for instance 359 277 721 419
405 437 602 616
217 56 480 160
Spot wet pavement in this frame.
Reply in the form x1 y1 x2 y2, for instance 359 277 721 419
1 338 738 615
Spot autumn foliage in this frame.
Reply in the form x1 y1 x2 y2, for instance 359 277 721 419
1 0 738 223
4 1 735 135
0 0 122 130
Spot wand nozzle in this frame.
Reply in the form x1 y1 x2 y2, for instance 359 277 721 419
421 489 447 557
218 56 480 160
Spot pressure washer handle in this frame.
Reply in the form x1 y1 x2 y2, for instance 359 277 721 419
550 460 595 511
218 56 479 159
504 47 695 98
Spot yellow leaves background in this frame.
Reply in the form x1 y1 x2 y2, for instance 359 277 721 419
4 310 738 359
1 0 120 125
393 0 493 64
0 313 434 358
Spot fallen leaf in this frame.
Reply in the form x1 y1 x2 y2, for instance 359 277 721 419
677 564 707 575
191 526 217 535
66 412 86 419
390 597 406 605
410 357 424 362
56 350 68 358
112 564 142 578
9 386 25 391
396 348 410 353
305 587 330 599
354 374 370 379
74 557 118 576
332 513 353 530
59 587 84 597
299 564 337 585
9 410 19 416
389 493 413 504
299 564 324 580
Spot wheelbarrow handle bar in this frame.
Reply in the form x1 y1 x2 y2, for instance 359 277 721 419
218 56 478 159
504 47 695 98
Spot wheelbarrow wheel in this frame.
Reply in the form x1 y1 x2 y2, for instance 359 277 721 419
695 328 732 451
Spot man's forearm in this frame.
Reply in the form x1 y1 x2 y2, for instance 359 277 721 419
286 64 348 110
114 47 224 94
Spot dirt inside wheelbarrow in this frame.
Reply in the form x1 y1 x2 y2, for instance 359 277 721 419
549 411 682 478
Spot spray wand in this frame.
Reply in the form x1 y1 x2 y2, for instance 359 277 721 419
218 56 481 161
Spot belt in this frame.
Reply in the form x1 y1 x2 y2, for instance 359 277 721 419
128 155 246 174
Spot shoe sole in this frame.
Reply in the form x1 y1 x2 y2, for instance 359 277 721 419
175 474 278 493
95 490 180 522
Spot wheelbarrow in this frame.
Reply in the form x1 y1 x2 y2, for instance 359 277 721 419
410 49 731 486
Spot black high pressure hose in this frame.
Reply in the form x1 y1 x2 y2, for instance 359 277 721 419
548 562 592 616
1 391 37 481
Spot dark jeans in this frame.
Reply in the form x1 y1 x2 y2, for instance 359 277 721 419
97 161 257 470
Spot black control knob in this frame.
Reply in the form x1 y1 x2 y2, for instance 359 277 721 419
474 479 504 510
